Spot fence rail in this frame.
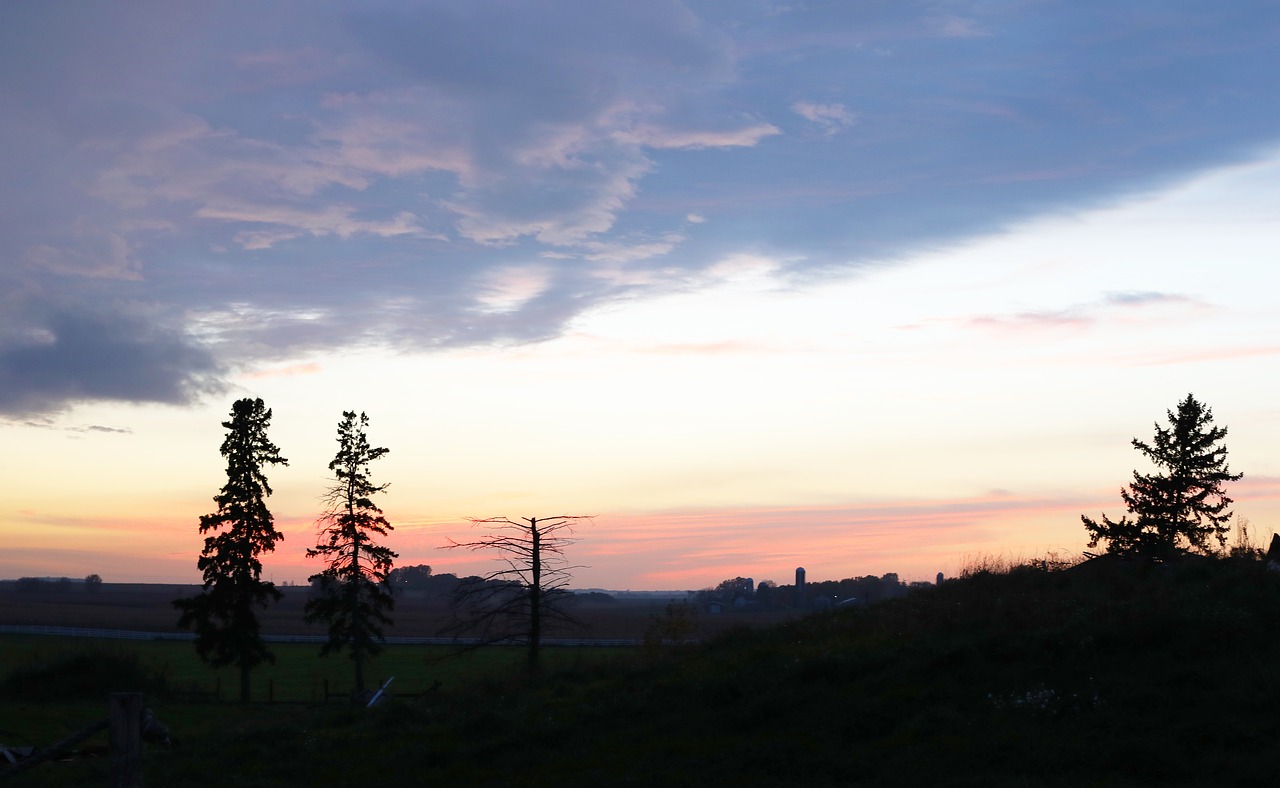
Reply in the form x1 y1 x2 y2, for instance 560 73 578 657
0 624 641 647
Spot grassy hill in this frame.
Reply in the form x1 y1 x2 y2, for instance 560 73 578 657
9 555 1280 786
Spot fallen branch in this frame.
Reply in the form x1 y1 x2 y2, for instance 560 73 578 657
0 719 108 781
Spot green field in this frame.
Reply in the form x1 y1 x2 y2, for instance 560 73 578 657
0 635 626 702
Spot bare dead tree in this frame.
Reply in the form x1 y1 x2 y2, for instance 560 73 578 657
443 515 590 673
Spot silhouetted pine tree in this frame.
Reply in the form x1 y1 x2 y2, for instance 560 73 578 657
304 411 397 693
174 397 288 702
1083 394 1242 559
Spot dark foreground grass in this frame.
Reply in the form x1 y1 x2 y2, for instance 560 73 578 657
9 556 1280 786
0 636 625 703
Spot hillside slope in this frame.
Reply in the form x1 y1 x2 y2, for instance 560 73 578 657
20 556 1280 786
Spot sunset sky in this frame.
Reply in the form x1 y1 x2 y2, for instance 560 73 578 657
3 2 1280 591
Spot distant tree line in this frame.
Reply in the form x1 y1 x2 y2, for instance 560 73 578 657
12 574 102 593
695 572 911 610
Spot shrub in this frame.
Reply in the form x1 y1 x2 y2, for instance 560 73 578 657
1 648 169 701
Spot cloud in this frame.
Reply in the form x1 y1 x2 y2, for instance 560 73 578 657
444 147 654 246
613 123 781 149
473 265 554 314
87 115 436 251
23 232 142 280
962 291 1201 334
580 234 685 263
791 101 856 135
966 309 1092 332
0 416 132 434
82 424 133 434
4 2 1280 414
0 307 223 417
1104 291 1191 307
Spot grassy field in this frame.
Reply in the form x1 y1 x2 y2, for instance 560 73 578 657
0 635 627 703
0 635 640 785
11 555 1280 785
0 582 795 639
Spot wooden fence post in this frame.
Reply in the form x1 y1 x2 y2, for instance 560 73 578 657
109 692 143 788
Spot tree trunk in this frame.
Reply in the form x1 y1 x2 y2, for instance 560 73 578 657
240 663 251 703
528 520 541 674
351 527 365 692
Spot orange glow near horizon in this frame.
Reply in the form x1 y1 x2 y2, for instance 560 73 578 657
6 477 1280 591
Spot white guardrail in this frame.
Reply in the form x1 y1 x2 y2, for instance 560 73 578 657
0 624 642 647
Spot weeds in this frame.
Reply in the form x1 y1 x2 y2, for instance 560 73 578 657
958 550 1083 579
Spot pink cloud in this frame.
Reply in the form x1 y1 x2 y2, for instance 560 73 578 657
958 291 1206 337
613 123 781 150
239 362 323 380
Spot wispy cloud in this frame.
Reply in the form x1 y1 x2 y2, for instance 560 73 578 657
791 101 856 136
1104 291 1191 307
2 417 132 435
961 291 1202 334
613 123 781 149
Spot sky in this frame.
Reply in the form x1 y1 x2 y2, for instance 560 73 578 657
3 1 1280 591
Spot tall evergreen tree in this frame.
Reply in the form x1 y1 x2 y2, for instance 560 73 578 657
304 411 397 693
174 398 288 702
1083 394 1242 559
